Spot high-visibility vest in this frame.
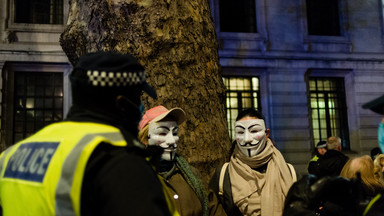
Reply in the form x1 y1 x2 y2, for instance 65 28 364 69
0 121 179 216
310 155 319 162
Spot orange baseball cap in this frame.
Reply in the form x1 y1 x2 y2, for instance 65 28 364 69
139 106 186 130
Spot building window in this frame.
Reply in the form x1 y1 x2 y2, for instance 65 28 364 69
223 77 260 139
13 72 63 143
308 77 350 149
219 0 257 33
306 0 341 36
14 0 64 24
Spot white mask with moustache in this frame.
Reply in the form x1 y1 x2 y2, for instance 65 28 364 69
235 119 267 157
148 121 179 161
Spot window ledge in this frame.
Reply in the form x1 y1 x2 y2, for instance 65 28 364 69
7 23 66 33
218 32 269 53
303 35 352 53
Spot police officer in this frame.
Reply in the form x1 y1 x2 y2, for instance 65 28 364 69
0 52 178 216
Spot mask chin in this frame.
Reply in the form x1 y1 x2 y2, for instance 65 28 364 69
238 139 267 157
161 149 176 161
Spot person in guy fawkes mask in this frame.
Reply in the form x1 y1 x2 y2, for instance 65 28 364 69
209 108 297 216
138 105 227 216
0 51 179 216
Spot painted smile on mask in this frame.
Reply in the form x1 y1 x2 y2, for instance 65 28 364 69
235 119 267 157
148 121 179 161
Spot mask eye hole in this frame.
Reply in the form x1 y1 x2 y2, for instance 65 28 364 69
172 128 179 136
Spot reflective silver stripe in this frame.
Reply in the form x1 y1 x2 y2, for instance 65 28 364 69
0 146 15 207
0 146 17 175
55 132 125 215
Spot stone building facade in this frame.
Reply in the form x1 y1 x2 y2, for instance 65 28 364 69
212 0 384 175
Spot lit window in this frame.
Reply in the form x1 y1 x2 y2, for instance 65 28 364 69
13 72 63 143
14 0 64 24
223 77 260 139
306 0 341 36
309 77 349 149
219 0 257 33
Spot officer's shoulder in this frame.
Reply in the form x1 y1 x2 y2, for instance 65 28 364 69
89 142 148 165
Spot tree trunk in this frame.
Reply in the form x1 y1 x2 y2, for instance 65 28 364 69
60 0 231 184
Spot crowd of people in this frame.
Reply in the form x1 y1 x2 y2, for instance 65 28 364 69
0 51 383 215
284 93 384 215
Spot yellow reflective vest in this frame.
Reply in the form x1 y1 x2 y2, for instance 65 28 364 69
0 121 179 216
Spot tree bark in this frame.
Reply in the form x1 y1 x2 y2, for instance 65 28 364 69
60 0 231 184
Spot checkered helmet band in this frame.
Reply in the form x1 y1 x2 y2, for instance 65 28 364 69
86 70 146 87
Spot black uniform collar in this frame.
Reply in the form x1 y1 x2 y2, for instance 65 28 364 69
65 104 140 147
